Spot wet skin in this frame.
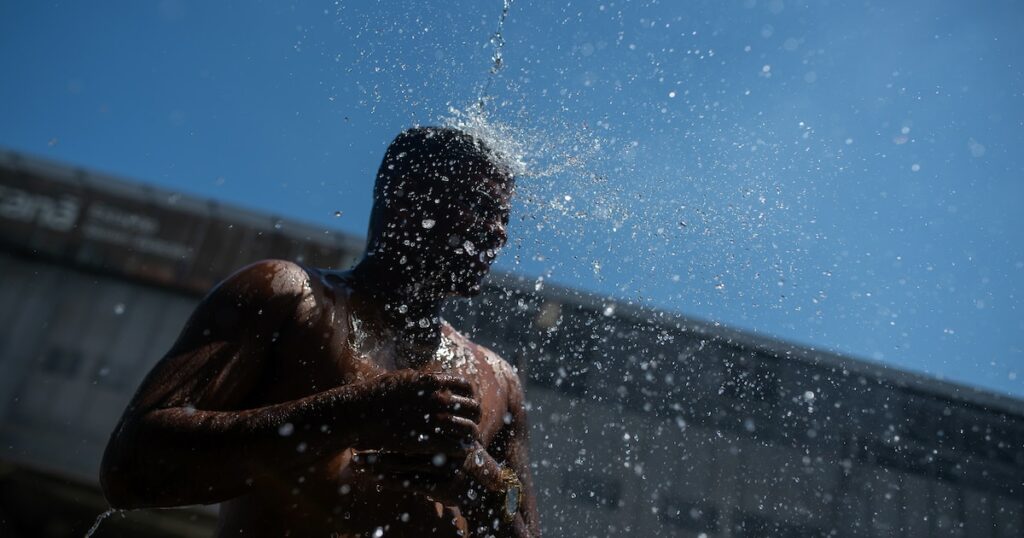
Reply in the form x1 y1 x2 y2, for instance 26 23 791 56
100 171 539 537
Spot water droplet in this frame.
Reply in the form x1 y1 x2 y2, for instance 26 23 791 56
113 303 125 315
278 423 295 437
432 453 447 466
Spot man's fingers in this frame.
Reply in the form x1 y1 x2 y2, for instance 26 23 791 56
355 453 462 477
434 374 474 398
353 457 463 504
401 424 475 455
434 393 481 423
449 395 481 422
367 471 438 493
370 472 460 504
356 457 441 475
415 413 479 452
438 414 478 439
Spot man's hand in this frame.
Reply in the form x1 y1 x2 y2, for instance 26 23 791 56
350 442 505 511
346 371 481 456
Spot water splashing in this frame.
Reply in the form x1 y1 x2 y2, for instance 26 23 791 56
442 104 605 182
477 0 515 110
84 508 121 538
437 0 810 314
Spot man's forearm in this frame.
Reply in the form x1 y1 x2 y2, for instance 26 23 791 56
102 384 363 509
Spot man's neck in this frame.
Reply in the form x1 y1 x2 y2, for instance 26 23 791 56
350 254 447 366
352 253 445 308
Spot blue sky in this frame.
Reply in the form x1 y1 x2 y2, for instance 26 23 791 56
1 0 1022 397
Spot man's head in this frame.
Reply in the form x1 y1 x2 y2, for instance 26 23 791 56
365 127 514 296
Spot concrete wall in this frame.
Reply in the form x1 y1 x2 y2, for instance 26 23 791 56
1 150 1022 537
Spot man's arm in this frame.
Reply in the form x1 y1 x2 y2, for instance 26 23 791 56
358 359 541 537
100 260 336 508
100 260 479 509
466 365 540 537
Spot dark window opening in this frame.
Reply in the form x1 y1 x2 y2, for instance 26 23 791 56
562 470 622 510
39 347 82 378
734 513 824 538
658 496 719 532
91 359 127 390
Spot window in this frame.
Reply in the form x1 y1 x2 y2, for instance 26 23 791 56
734 513 824 538
562 470 622 510
39 347 82 378
90 359 128 390
659 496 719 533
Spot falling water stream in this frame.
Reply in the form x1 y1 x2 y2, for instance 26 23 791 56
477 0 514 110
83 508 120 538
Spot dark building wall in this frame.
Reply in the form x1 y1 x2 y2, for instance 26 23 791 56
0 251 198 482
445 280 1024 538
1 150 1022 537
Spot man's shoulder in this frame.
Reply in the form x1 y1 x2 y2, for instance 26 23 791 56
215 259 313 299
449 327 524 395
201 260 317 323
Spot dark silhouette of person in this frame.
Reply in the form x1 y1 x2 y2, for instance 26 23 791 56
100 127 540 537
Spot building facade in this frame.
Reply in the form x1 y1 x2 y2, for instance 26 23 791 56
0 150 1021 537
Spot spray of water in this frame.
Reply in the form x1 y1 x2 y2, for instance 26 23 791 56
325 0 816 315
84 508 121 538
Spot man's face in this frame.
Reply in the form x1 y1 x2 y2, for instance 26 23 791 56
392 171 513 295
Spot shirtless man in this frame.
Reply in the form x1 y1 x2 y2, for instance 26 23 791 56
100 127 540 537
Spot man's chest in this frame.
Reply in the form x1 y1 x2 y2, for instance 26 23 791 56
269 318 511 445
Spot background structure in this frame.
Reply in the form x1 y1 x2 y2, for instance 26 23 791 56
1 151 1021 537
3 1 1022 398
